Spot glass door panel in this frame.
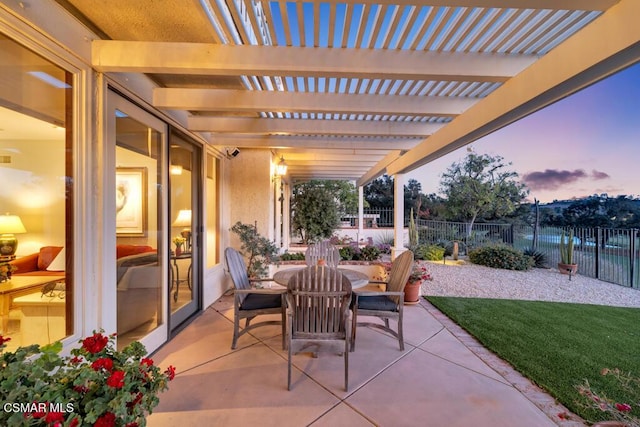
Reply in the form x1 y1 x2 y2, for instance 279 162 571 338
109 91 167 351
169 130 200 329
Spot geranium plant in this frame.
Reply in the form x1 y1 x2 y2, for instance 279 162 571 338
575 368 639 427
408 262 432 283
0 331 175 426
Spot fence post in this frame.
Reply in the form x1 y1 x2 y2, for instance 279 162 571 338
630 229 637 288
595 227 601 280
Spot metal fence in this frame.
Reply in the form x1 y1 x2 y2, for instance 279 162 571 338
341 207 395 228
416 219 640 289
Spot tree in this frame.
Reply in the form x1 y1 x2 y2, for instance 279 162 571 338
363 175 429 222
291 180 341 244
439 153 528 235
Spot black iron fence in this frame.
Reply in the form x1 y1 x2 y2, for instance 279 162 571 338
416 219 640 289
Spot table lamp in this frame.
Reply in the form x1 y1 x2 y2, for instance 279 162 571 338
172 209 192 251
0 213 27 256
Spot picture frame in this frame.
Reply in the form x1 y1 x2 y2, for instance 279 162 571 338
116 167 147 236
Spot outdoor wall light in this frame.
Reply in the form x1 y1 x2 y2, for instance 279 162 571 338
275 156 287 176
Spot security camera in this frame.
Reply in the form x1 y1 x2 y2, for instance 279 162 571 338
226 147 240 158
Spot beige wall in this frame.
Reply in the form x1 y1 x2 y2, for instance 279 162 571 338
0 139 65 255
228 149 274 249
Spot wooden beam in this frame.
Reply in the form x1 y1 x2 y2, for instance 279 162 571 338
154 88 476 117
93 42 536 81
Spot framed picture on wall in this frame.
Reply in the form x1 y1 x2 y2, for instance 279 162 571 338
116 167 147 236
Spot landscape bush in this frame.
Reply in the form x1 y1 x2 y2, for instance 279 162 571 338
279 252 305 261
469 245 533 270
415 244 445 261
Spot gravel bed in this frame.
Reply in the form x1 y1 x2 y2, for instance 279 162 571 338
420 260 640 308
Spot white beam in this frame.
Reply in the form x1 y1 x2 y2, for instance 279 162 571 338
211 135 419 150
154 88 476 116
356 150 404 187
191 116 444 137
93 42 536 81
387 0 640 175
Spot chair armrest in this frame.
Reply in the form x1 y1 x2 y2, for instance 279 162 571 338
10 253 39 273
367 280 388 285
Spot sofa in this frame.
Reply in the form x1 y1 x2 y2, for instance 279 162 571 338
11 246 64 276
115 245 160 335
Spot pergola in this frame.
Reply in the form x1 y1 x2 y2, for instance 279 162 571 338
58 0 639 247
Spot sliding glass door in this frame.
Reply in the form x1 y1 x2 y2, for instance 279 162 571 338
107 91 168 351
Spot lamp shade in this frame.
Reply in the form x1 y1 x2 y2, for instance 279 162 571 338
46 247 66 271
0 214 26 234
172 210 192 227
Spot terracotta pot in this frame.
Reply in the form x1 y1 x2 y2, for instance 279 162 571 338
558 262 578 275
404 281 421 304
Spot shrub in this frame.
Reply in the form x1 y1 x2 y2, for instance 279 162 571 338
468 245 533 271
339 245 358 261
415 244 445 261
523 248 547 268
358 245 381 261
375 231 394 248
279 252 305 261
230 222 279 278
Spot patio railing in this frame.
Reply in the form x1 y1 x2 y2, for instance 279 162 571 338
416 219 640 289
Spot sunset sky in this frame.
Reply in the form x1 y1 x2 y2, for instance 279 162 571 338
409 61 640 204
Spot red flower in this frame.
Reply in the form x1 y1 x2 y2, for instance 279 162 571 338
73 385 89 394
615 402 632 412
557 411 570 420
165 365 176 381
81 333 109 354
106 370 126 388
140 358 154 367
91 357 114 372
0 335 11 345
127 392 143 408
94 412 116 427
44 411 65 424
69 356 83 365
69 418 80 427
125 423 139 427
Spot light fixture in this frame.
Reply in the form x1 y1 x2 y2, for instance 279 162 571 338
276 156 288 177
0 213 27 256
170 164 183 175
172 209 192 251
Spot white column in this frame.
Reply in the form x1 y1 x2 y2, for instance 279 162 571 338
392 173 406 260
358 185 364 244
282 181 291 250
274 177 283 250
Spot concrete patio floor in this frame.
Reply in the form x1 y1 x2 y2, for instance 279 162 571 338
148 294 583 427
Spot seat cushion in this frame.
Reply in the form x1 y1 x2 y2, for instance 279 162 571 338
357 295 398 311
240 293 282 311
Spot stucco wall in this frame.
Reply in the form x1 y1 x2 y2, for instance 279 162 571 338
228 149 274 248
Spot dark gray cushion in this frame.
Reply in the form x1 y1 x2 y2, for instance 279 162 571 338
357 295 398 311
240 293 282 310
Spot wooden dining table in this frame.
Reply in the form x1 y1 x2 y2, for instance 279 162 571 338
272 267 370 289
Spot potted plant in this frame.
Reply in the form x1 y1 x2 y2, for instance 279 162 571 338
404 262 432 304
0 331 175 426
558 229 578 275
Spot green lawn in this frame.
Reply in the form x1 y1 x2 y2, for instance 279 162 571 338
426 297 640 424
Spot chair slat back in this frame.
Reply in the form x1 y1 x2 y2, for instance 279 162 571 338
305 241 341 267
225 247 251 304
386 251 414 304
287 266 351 337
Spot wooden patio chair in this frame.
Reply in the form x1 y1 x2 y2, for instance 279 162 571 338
225 247 286 350
305 240 341 267
286 266 352 391
351 250 414 351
